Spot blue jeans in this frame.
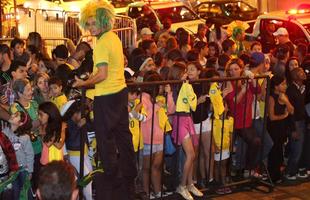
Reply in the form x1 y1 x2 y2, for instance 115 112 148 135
253 118 274 163
286 120 305 176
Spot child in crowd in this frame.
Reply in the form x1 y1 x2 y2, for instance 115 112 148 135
61 100 93 200
212 103 233 194
11 38 29 64
38 102 66 165
3 111 34 200
128 87 146 153
250 41 263 54
141 72 174 198
169 62 203 200
187 61 213 186
48 77 68 110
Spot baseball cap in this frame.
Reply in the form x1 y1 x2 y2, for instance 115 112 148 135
140 27 153 35
251 52 265 65
273 27 288 36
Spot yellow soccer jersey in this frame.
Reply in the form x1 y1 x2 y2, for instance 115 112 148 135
176 82 197 113
129 99 146 152
212 117 234 151
51 94 68 111
93 31 126 96
156 95 172 132
209 82 224 119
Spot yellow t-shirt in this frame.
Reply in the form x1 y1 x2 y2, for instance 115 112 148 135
129 99 146 152
209 82 224 119
49 145 63 162
176 82 197 113
51 94 68 111
93 31 126 96
156 96 172 132
212 117 234 151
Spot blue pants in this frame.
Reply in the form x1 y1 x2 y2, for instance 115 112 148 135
253 118 274 163
286 120 305 176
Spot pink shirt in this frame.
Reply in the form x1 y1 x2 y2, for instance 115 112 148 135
141 92 175 144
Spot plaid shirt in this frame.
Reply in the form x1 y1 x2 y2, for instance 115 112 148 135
0 132 19 172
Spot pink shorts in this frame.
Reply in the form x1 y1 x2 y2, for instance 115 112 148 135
172 115 197 146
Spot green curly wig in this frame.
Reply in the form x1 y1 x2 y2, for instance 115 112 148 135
80 0 115 33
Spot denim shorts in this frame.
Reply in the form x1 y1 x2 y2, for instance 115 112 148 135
143 144 163 156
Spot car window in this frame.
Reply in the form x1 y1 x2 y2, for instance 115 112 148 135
197 3 222 16
238 2 254 12
283 21 307 44
223 2 254 16
155 6 198 23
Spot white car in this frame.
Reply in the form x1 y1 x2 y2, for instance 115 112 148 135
127 1 205 34
250 9 310 44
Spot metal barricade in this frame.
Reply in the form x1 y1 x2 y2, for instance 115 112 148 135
124 75 273 199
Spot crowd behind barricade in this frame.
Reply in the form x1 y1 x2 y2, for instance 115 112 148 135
0 10 310 200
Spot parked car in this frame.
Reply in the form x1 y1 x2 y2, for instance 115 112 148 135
127 1 205 34
192 0 259 25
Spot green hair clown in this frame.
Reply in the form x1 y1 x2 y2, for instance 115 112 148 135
80 0 115 34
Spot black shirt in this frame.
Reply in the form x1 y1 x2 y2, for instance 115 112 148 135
286 83 306 121
191 83 210 124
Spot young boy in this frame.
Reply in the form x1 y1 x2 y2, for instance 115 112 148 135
128 87 146 153
10 38 29 64
49 76 68 110
0 61 28 108
250 41 263 54
61 100 93 200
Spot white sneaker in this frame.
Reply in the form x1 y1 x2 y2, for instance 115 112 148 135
187 184 203 197
285 174 297 180
176 185 194 200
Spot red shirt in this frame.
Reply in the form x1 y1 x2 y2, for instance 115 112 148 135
225 82 261 129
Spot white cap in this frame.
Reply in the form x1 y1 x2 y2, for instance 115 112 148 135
139 57 153 71
60 100 76 117
140 27 153 35
273 27 288 36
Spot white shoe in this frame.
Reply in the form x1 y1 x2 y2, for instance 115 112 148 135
176 185 194 200
187 184 203 197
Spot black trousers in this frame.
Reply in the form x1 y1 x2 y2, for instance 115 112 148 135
93 88 137 200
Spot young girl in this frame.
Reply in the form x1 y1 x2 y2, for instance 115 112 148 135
3 111 34 200
211 103 233 194
169 62 203 200
38 102 66 165
33 72 50 104
267 76 294 182
187 61 214 186
193 41 208 69
141 72 174 198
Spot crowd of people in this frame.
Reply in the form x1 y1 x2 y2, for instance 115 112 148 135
0 1 310 200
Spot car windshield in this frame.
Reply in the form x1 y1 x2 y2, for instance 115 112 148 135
155 6 199 23
223 2 255 16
